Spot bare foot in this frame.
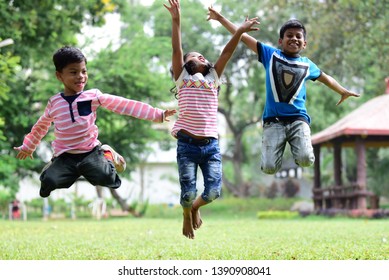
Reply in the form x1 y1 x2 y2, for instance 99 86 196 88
191 207 203 230
182 212 195 239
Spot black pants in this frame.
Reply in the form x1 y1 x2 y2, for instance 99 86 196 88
39 146 121 197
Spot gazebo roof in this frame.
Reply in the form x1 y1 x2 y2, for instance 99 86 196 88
312 91 389 147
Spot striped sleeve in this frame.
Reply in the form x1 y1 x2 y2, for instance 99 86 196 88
97 92 164 123
21 100 53 153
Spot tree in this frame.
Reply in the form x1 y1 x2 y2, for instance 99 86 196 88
0 0 127 202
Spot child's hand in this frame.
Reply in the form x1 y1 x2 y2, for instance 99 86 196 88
239 16 260 33
207 5 222 22
163 109 177 122
163 0 180 19
14 146 33 160
336 91 360 106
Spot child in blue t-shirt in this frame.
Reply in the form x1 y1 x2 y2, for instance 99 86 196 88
208 7 360 174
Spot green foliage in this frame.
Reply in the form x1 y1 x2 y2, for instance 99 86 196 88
257 210 299 219
145 197 300 219
367 149 389 197
0 188 12 218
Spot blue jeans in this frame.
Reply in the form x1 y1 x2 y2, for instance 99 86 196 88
39 146 121 197
261 120 314 174
176 137 222 208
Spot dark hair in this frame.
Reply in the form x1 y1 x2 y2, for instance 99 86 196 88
53 46 87 72
183 52 214 76
169 52 215 99
279 19 306 39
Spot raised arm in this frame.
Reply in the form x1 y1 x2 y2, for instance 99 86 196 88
317 72 360 105
164 0 184 81
214 17 260 77
207 6 259 54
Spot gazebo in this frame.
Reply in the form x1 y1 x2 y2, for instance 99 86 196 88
311 78 389 212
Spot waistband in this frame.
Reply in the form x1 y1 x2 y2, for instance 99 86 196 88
61 146 98 160
177 130 215 146
263 116 308 125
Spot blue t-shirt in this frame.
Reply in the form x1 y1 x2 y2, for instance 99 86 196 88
257 42 321 124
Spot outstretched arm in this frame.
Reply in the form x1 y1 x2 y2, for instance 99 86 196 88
207 6 259 54
317 72 360 105
164 0 184 81
213 17 260 77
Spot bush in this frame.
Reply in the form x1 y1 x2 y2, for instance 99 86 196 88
257 210 300 219
144 197 302 219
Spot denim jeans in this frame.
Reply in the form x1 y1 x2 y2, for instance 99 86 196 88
40 146 121 197
176 138 222 208
261 120 314 174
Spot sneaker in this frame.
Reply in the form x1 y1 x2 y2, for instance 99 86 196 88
101 144 126 173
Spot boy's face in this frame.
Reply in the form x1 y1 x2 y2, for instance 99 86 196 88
55 61 88 96
278 28 307 57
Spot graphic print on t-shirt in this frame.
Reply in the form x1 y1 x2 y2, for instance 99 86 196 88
270 55 309 104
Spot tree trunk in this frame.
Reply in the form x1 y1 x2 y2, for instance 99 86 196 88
109 188 143 217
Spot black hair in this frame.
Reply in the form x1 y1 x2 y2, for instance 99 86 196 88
169 52 214 99
183 52 214 76
53 46 87 72
279 19 306 39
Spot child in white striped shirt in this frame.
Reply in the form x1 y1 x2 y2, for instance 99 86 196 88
164 0 259 239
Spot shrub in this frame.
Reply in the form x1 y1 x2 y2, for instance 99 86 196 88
257 210 299 219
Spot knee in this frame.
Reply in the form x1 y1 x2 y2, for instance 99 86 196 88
40 172 58 189
181 190 197 207
295 153 315 167
261 163 279 175
202 188 220 203
90 168 119 188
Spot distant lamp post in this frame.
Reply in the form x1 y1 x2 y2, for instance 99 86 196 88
0 38 14 48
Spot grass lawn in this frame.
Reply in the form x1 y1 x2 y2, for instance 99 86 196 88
1 209 388 260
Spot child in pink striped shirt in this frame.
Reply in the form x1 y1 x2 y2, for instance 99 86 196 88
14 46 176 198
165 0 259 239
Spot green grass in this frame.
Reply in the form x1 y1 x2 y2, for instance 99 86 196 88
1 213 388 260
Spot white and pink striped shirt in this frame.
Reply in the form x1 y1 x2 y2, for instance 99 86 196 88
20 89 164 157
172 68 220 139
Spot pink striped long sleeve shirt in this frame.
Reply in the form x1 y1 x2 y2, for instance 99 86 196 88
20 89 164 157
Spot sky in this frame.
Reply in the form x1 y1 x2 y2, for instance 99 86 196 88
77 0 215 57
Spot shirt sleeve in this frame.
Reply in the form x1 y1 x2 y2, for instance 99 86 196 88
21 100 53 153
97 91 164 123
258 42 278 68
307 58 321 81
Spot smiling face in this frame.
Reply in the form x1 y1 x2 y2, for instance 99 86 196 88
56 61 88 96
279 27 307 57
184 52 210 75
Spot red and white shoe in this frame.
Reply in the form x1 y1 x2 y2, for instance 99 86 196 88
101 144 126 173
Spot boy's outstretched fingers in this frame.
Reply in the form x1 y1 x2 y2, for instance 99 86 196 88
164 109 177 121
336 91 360 106
13 147 33 160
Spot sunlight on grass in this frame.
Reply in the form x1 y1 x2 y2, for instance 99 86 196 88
1 217 388 260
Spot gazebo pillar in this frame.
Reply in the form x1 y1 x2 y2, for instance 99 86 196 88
355 137 367 209
333 142 342 208
334 142 342 186
313 145 322 210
